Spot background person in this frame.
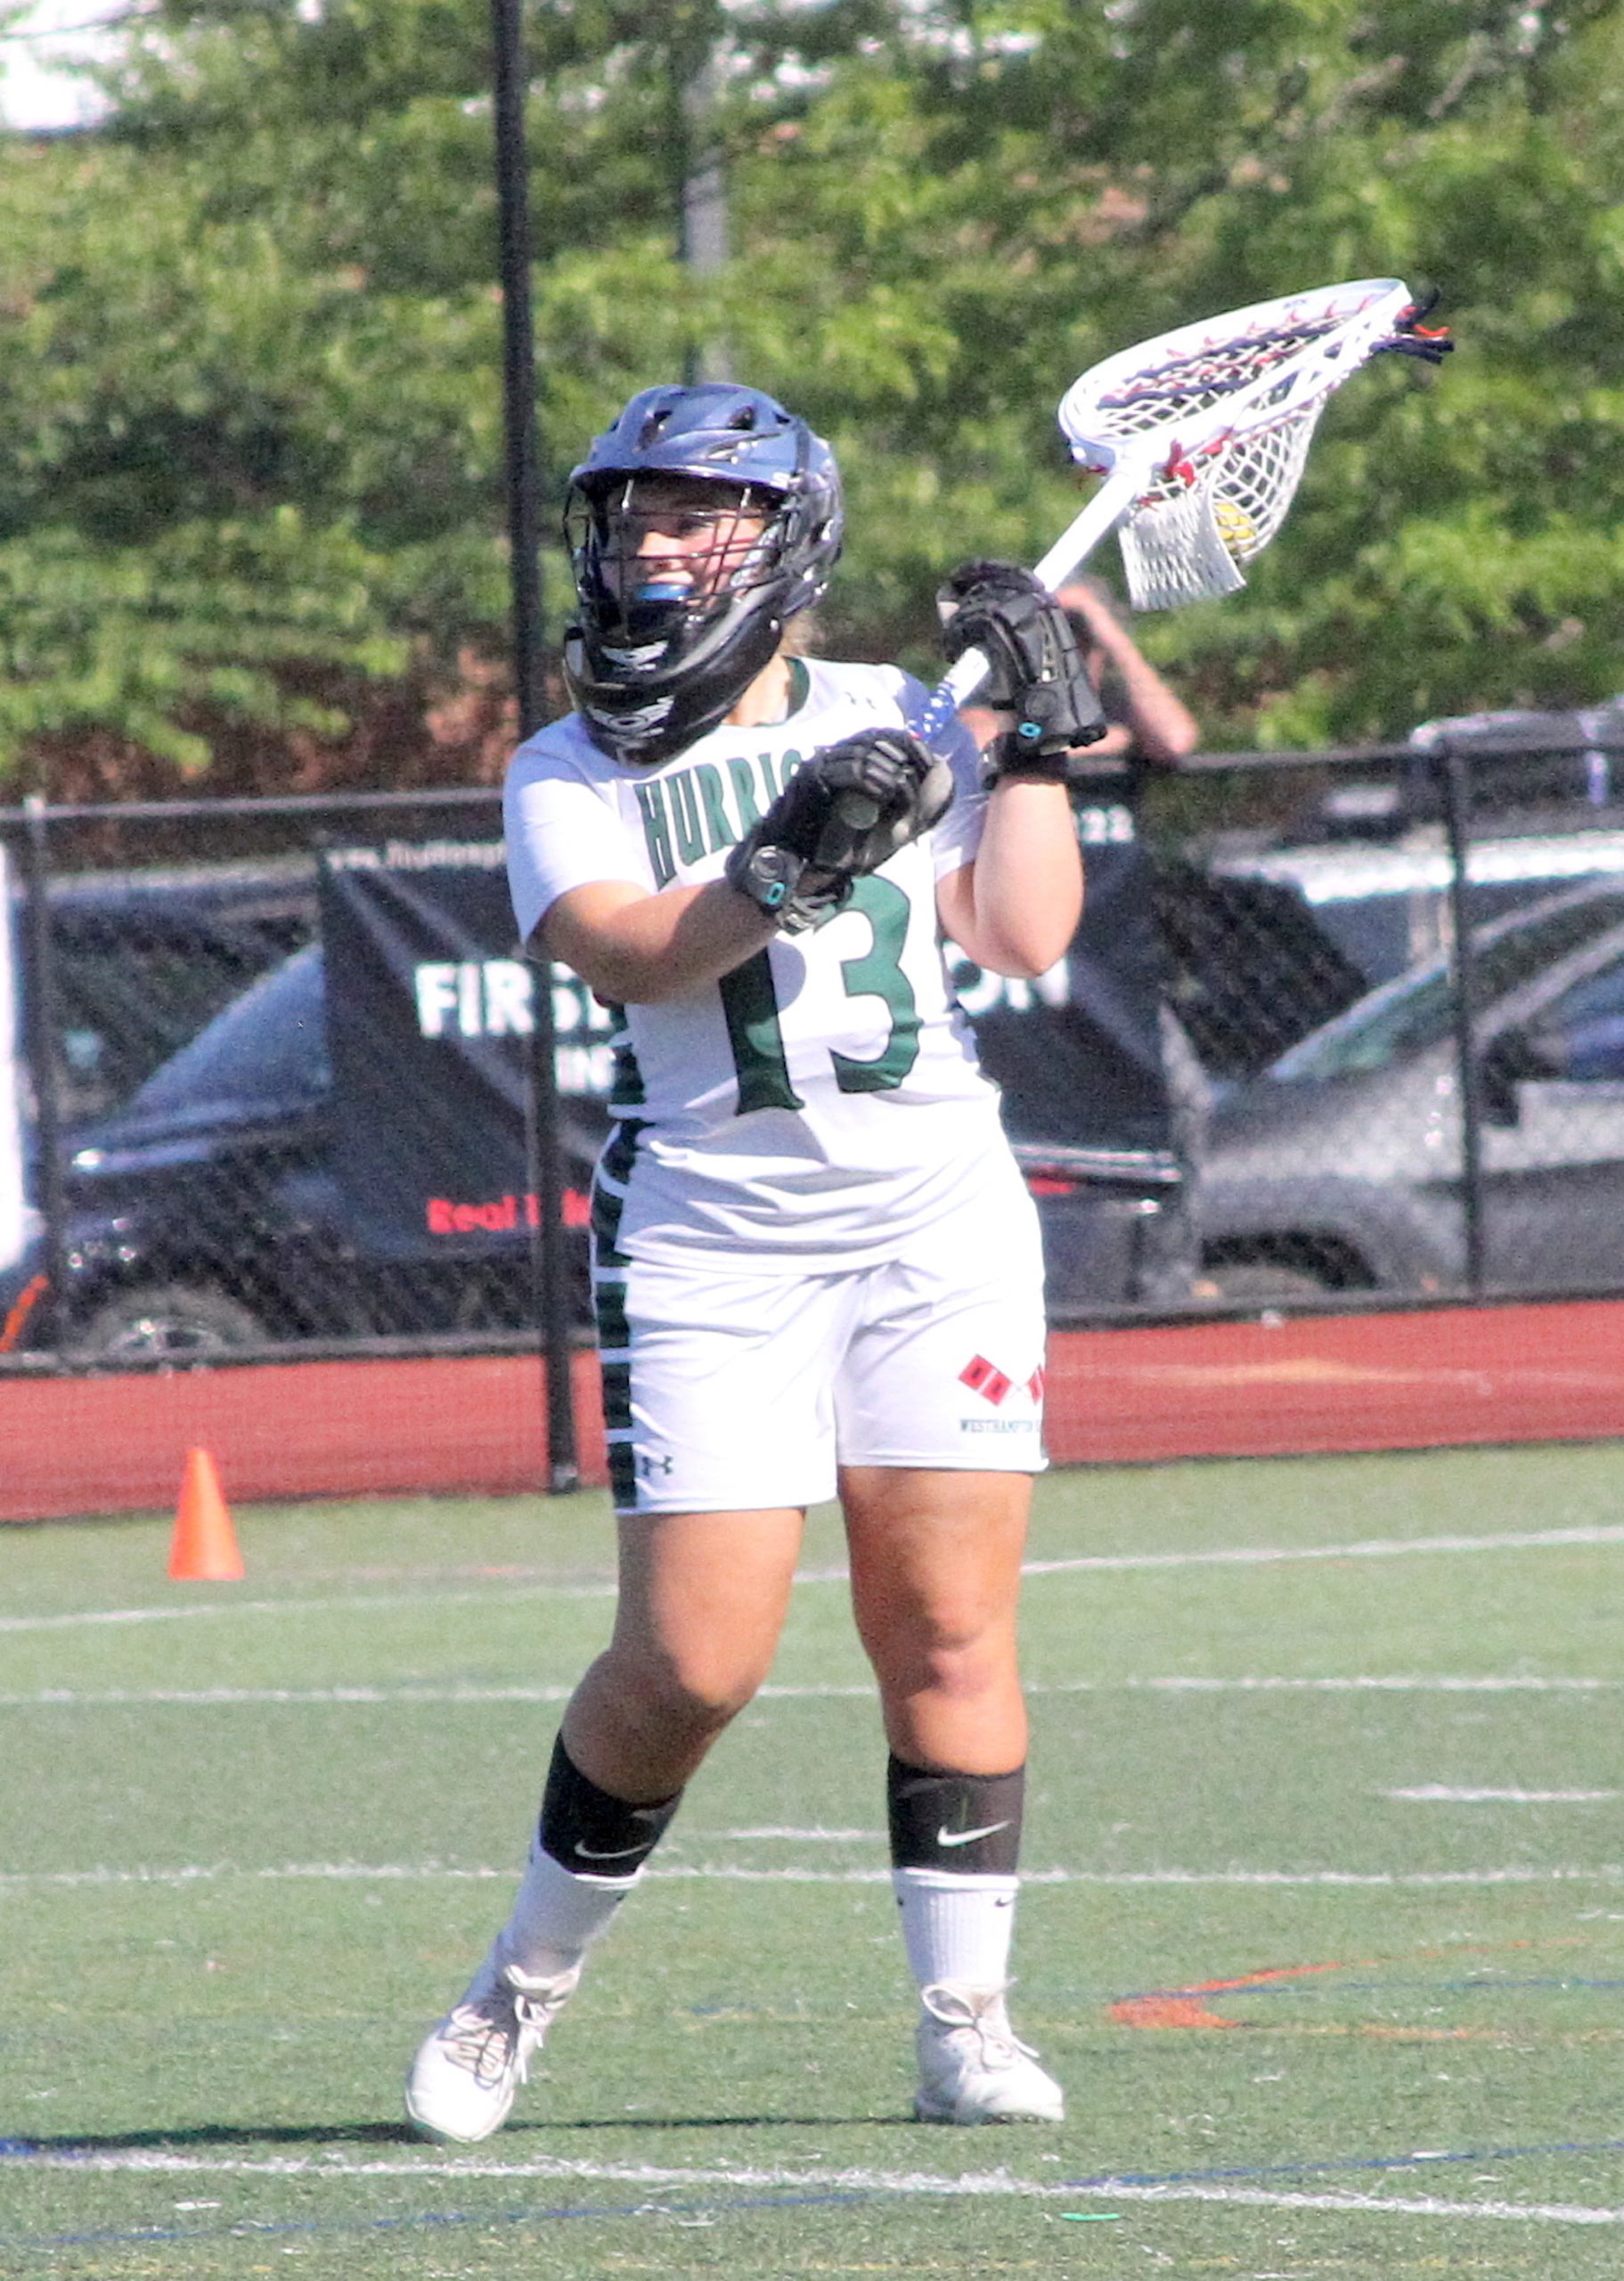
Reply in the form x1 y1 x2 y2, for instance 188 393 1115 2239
1057 574 1201 776
1057 575 1209 1303
404 382 1106 2145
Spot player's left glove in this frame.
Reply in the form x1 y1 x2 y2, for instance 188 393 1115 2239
724 727 953 934
937 560 1108 783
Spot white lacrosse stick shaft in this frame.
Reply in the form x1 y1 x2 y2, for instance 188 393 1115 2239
918 277 1417 745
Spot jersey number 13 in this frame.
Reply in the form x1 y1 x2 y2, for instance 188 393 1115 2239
717 876 921 1113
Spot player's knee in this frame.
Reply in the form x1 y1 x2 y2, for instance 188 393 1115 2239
620 1645 764 1740
918 1637 1009 1705
873 1608 1014 1705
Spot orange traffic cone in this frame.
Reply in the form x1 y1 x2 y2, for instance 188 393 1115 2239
168 1447 245 1582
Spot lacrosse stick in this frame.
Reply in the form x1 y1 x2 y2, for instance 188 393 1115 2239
918 277 1449 743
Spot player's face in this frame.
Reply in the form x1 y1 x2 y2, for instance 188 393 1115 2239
598 476 770 607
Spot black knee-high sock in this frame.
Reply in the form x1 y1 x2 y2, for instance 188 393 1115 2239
885 1753 1024 1875
538 1735 683 1880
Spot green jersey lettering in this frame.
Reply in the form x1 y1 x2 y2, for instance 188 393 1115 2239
696 763 737 852
727 757 763 832
668 771 706 865
634 781 676 889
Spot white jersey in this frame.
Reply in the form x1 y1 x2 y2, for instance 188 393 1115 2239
503 657 1016 1268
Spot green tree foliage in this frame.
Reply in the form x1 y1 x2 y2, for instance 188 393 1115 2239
3 0 1624 788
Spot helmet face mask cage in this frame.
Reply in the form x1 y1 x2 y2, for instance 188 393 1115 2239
566 477 784 661
560 383 843 766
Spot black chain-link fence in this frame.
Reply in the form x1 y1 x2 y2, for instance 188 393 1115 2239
5 707 1624 1366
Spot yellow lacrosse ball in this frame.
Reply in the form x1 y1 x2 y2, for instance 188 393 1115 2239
1214 496 1259 558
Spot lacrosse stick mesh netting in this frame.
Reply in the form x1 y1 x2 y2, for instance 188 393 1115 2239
1120 397 1328 609
1072 310 1349 610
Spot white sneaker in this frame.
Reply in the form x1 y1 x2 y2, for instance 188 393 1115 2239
404 1947 582 2144
913 1981 1065 2124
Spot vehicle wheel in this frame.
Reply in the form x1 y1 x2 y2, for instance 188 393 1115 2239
69 1285 269 1360
1201 1262 1334 1305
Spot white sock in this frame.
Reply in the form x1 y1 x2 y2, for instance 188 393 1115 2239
497 1843 641 1979
893 1867 1019 1993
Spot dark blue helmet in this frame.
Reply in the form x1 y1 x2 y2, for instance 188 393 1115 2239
562 383 844 766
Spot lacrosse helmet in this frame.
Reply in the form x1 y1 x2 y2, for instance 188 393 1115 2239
562 382 844 765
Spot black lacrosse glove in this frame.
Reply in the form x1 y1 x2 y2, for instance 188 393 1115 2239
937 559 1108 783
725 727 953 934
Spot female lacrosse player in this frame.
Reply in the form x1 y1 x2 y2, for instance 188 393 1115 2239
405 381 1103 2143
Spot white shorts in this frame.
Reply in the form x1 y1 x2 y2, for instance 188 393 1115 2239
594 1163 1049 1515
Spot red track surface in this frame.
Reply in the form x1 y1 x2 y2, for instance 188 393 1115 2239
1041 1296 1624 1463
3 1298 1624 1524
0 1350 608 1525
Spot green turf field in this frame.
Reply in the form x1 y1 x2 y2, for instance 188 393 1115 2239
3 1442 1623 2277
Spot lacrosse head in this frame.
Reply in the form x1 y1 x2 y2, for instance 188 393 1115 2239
1058 279 1421 609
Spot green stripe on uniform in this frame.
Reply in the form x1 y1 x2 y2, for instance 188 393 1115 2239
592 1124 642 1509
607 1008 646 1107
608 1438 639 1508
594 1278 629 1352
600 1359 632 1433
591 1119 646 1269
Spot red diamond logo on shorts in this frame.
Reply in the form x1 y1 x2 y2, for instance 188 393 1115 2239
959 1354 1013 1407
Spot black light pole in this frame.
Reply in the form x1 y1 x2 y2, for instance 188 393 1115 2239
672 5 731 384
1438 736 1487 1298
491 0 578 1492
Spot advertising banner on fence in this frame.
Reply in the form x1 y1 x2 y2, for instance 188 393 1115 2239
318 841 613 1259
318 836 1175 1259
0 843 27 1271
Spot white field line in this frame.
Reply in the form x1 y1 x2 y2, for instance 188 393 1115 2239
1071 2182 1624 2224
1386 1786 1621 1803
653 1864 1624 1888
0 1684 868 1705
1084 1675 1623 1691
0 1686 587 1705
1019 1522 1624 1576
1 1860 1620 1891
714 1827 876 1841
0 1584 620 1634
0 1675 1615 1705
6 1520 1623 1636
2 2146 1622 2227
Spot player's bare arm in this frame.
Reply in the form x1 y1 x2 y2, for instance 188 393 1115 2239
537 877 778 1007
935 773 1081 978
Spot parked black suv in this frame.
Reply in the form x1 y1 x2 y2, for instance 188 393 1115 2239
1 944 600 1356
1198 879 1624 1300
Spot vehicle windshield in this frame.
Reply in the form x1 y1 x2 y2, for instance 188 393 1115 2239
1269 889 1624 1083
125 944 329 1114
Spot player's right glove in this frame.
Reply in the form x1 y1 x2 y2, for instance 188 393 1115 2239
937 559 1108 784
724 727 953 934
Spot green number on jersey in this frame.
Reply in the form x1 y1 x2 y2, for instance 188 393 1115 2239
718 875 920 1113
718 950 804 1113
829 877 920 1092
